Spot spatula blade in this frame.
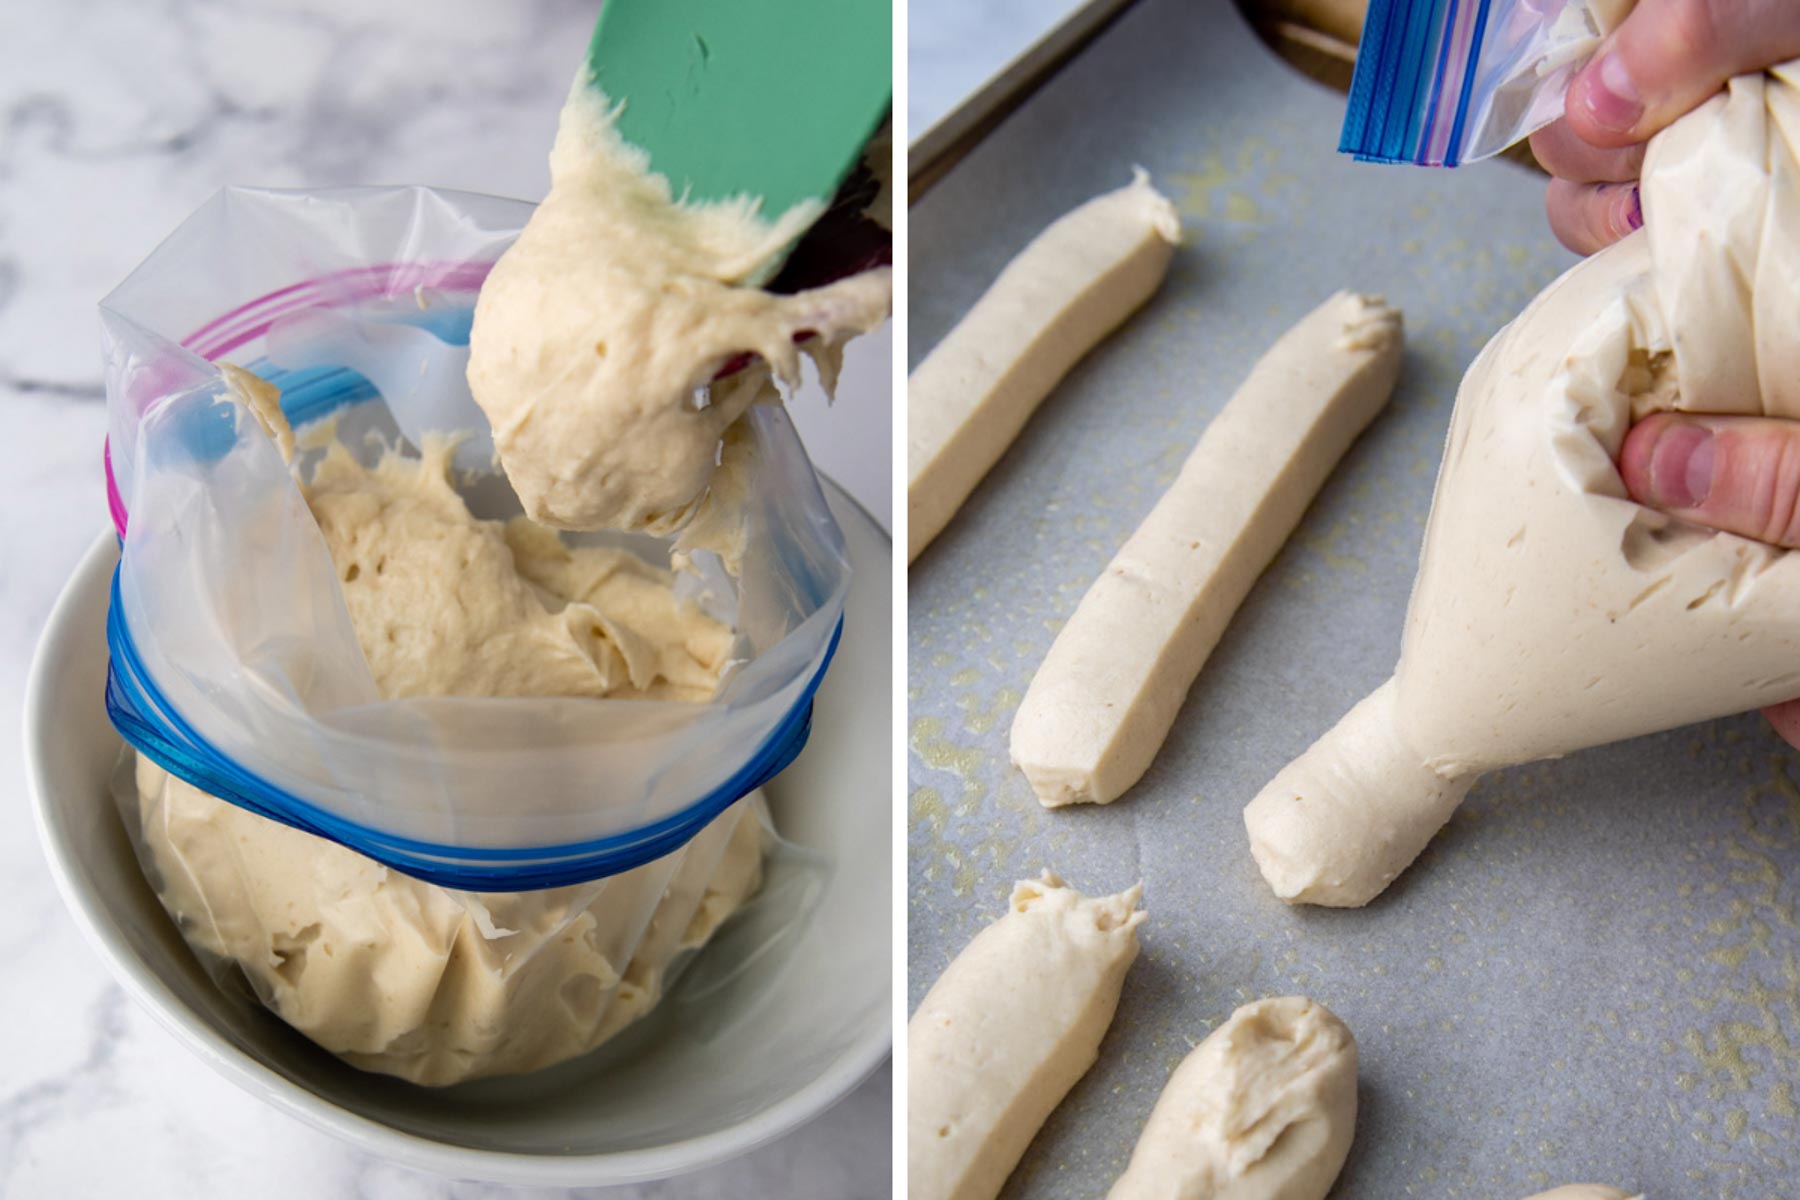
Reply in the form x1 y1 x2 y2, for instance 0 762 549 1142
586 0 891 218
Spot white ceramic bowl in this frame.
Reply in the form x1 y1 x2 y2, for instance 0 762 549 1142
25 484 891 1187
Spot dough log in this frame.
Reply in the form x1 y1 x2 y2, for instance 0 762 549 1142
1109 996 1358 1200
907 171 1179 563
1520 1188 1641 1200
1012 291 1402 807
908 872 1146 1200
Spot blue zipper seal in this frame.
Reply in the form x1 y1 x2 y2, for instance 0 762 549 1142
1339 0 1493 167
106 563 840 891
105 333 842 891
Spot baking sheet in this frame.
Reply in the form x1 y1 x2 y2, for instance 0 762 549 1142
906 2 1800 1196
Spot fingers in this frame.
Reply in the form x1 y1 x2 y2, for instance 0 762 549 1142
1620 412 1800 548
1544 177 1643 255
1529 119 1646 184
1566 0 1800 148
1532 117 1646 256
1765 698 1800 750
1628 413 1800 753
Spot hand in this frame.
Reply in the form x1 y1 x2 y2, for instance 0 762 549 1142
1542 2 1800 747
1529 0 1800 255
1620 412 1800 748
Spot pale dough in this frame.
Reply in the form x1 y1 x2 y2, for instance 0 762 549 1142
908 872 1146 1200
1521 1188 1640 1200
1589 0 1635 35
1012 292 1402 807
467 80 891 534
135 400 767 1085
1245 64 1800 907
1109 997 1358 1200
137 760 767 1086
221 361 293 462
907 171 1180 562
302 437 733 702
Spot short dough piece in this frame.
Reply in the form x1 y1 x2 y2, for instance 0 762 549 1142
1521 1188 1640 1200
908 872 1146 1200
1109 996 1358 1200
1012 292 1403 807
908 171 1180 562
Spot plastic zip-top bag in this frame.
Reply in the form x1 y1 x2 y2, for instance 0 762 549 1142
97 185 846 1084
102 185 849 888
1340 0 1635 166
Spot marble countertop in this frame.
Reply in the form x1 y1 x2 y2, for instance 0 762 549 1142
0 0 888 1196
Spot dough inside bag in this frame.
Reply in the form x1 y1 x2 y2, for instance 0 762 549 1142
127 428 772 1086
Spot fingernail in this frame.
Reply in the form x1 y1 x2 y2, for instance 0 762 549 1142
1583 51 1644 133
1649 421 1714 509
1626 185 1643 231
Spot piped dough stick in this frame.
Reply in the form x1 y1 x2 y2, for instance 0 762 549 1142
1109 997 1358 1200
908 873 1145 1200
1521 1189 1640 1200
1011 292 1404 808
907 171 1180 563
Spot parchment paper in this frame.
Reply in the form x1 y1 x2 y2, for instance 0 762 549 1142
906 2 1800 1196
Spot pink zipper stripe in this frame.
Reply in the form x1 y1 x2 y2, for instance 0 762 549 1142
184 261 494 360
105 442 127 539
108 260 495 539
1425 0 1485 163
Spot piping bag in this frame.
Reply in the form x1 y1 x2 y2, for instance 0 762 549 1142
1245 63 1800 907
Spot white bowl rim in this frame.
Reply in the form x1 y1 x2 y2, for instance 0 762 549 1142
24 483 891 1187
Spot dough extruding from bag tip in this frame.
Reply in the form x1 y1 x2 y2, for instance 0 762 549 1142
907 169 1180 563
1012 291 1402 808
1109 996 1358 1200
466 80 891 535
908 872 1145 1200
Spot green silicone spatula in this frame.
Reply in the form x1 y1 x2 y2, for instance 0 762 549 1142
586 0 892 220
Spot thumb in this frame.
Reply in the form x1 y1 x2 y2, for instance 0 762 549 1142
1565 0 1800 147
1766 697 1800 750
1619 412 1800 548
